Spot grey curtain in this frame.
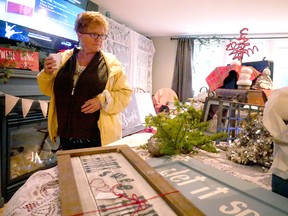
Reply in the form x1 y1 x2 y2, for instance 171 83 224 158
172 38 194 102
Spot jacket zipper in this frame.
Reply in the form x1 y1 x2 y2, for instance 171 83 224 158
71 73 82 95
71 87 75 95
72 64 86 95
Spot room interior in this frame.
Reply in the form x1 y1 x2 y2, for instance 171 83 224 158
1 0 288 215
91 0 288 94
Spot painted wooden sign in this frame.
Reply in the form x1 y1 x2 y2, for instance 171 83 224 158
57 145 204 216
0 47 39 71
147 157 288 216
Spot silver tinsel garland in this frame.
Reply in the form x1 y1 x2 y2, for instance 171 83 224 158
226 114 274 168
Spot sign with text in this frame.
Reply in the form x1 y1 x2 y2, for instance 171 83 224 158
120 93 141 130
148 157 288 216
0 47 39 71
120 93 156 136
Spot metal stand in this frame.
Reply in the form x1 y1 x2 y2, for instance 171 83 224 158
217 99 264 143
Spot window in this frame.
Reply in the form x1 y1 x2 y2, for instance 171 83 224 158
192 38 288 94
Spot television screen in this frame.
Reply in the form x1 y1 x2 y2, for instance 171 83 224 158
0 0 88 50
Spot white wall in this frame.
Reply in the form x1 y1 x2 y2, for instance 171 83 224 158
150 37 177 95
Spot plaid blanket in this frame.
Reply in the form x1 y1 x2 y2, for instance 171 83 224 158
206 65 261 91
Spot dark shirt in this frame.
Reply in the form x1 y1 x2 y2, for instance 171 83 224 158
54 48 108 140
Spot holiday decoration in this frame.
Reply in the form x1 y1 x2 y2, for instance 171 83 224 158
0 47 39 71
226 114 274 168
0 59 16 83
253 68 273 90
236 66 253 89
226 28 259 63
144 100 227 156
0 91 49 118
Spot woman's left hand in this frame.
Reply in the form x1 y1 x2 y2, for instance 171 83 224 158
81 97 102 114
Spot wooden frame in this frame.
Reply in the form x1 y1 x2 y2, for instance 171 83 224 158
57 145 203 216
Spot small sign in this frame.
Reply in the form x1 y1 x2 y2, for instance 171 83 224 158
0 47 39 71
120 92 156 136
120 93 141 130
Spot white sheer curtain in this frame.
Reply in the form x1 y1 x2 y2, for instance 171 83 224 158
103 19 155 93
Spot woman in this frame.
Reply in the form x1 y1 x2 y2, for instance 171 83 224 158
37 11 132 150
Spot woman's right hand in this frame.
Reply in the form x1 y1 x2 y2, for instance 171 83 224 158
44 56 57 74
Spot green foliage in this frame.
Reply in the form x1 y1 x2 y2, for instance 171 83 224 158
38 51 48 70
0 60 16 84
145 101 227 155
14 42 37 53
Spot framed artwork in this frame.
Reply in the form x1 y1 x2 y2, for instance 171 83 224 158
57 145 204 216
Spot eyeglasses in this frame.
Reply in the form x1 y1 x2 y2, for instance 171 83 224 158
81 32 108 40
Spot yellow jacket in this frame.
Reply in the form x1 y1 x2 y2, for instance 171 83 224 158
37 49 133 146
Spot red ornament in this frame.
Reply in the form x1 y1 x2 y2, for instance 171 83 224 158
226 28 259 62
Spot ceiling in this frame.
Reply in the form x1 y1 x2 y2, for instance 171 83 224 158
92 0 288 38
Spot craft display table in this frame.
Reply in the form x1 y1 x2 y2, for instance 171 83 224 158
4 140 288 216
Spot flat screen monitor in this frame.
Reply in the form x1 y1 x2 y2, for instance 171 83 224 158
0 0 88 50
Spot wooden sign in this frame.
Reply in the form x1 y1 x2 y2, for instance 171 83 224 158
0 47 39 71
57 145 204 216
147 157 288 216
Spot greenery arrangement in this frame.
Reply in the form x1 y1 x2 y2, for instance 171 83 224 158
226 114 274 168
0 59 16 83
143 100 227 156
12 41 37 53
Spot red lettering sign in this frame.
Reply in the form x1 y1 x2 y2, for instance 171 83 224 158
0 47 39 71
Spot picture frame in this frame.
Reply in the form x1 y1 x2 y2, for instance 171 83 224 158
57 145 204 216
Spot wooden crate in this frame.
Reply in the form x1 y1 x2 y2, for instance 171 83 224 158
247 90 267 106
57 145 203 216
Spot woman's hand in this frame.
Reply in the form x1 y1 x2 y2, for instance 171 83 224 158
44 56 57 75
81 97 102 114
